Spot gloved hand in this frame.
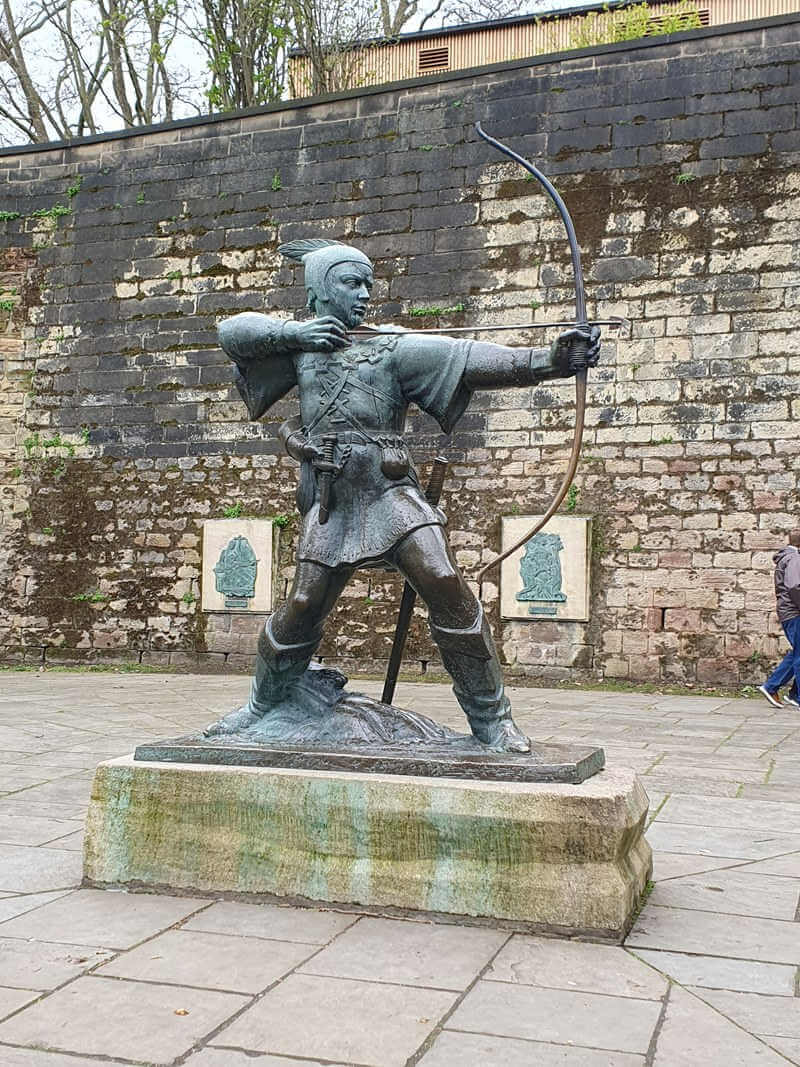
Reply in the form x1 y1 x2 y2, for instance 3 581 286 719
283 316 350 352
550 325 601 377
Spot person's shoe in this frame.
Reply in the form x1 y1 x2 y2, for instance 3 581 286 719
758 685 783 709
783 692 800 709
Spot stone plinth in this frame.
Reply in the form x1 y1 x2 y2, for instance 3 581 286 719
83 758 652 942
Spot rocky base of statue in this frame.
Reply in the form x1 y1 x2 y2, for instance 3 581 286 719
133 664 604 785
203 662 528 753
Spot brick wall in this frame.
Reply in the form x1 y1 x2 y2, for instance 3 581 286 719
0 15 798 685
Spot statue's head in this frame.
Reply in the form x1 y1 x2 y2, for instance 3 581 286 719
278 239 374 328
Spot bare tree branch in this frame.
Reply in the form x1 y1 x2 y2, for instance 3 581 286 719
0 0 194 144
417 0 447 33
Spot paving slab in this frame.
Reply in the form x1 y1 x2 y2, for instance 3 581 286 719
417 1030 646 1065
645 823 800 860
0 778 93 811
0 767 70 792
651 852 741 881
743 784 800 802
691 988 800 1039
647 868 800 919
629 949 796 996
651 985 790 1066
446 980 662 1054
0 976 248 1064
0 939 113 991
652 763 768 785
742 853 800 878
182 900 358 944
0 986 39 1020
0 815 84 848
0 846 82 893
766 1037 800 1064
657 795 800 834
19 753 99 771
628 906 800 964
0 801 86 822
213 972 456 1066
0 1048 134 1066
641 774 741 798
185 1051 349 1067
486 935 667 999
299 916 508 991
0 891 72 924
765 769 800 787
41 829 83 851
0 888 206 948
97 928 317 993
0 735 54 756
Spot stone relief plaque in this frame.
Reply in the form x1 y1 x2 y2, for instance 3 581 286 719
202 519 276 613
500 515 591 622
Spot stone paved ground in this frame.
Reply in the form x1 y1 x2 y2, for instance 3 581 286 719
1 672 800 1066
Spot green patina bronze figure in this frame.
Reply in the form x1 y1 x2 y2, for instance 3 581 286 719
214 535 258 609
517 533 568 616
205 238 600 753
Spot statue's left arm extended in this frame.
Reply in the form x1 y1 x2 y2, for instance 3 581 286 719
462 328 601 390
396 326 599 435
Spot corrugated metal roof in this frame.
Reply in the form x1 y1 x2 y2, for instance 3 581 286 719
289 0 799 95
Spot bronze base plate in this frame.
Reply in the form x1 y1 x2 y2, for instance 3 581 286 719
133 736 605 784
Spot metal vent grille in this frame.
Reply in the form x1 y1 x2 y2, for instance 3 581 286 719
418 46 449 72
649 6 711 29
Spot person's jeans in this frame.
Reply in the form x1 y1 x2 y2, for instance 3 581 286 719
765 615 800 695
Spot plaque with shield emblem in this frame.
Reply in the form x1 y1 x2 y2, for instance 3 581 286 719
202 519 277 613
500 515 591 621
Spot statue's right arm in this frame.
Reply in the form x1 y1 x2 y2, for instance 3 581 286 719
218 313 303 365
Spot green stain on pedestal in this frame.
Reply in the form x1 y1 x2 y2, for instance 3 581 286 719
84 758 652 941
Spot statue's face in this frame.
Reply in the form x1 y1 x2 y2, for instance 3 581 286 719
316 262 374 327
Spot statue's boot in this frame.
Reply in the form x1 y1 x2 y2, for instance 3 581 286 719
205 618 321 736
429 605 531 754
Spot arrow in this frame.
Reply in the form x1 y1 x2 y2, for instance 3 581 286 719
348 318 624 337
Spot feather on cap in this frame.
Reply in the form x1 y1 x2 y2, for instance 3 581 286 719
278 239 341 262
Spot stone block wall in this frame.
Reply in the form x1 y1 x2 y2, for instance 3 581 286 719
0 14 798 686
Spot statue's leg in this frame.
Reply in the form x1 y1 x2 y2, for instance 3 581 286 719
205 561 351 735
391 525 530 754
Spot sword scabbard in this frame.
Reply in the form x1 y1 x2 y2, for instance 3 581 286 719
317 433 338 525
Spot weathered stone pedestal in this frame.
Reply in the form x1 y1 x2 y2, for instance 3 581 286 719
84 757 651 942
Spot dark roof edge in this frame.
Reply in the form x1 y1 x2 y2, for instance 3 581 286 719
1 11 797 160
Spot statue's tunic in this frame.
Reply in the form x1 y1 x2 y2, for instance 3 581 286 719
220 313 546 569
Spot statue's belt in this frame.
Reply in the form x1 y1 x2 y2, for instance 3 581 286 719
308 430 411 486
309 430 405 449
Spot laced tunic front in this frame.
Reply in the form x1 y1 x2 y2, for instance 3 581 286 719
221 319 476 569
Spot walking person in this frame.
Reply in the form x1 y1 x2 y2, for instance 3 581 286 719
759 530 800 709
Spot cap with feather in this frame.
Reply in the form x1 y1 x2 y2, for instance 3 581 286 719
279 239 373 310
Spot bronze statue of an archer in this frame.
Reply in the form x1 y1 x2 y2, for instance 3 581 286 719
206 238 599 753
